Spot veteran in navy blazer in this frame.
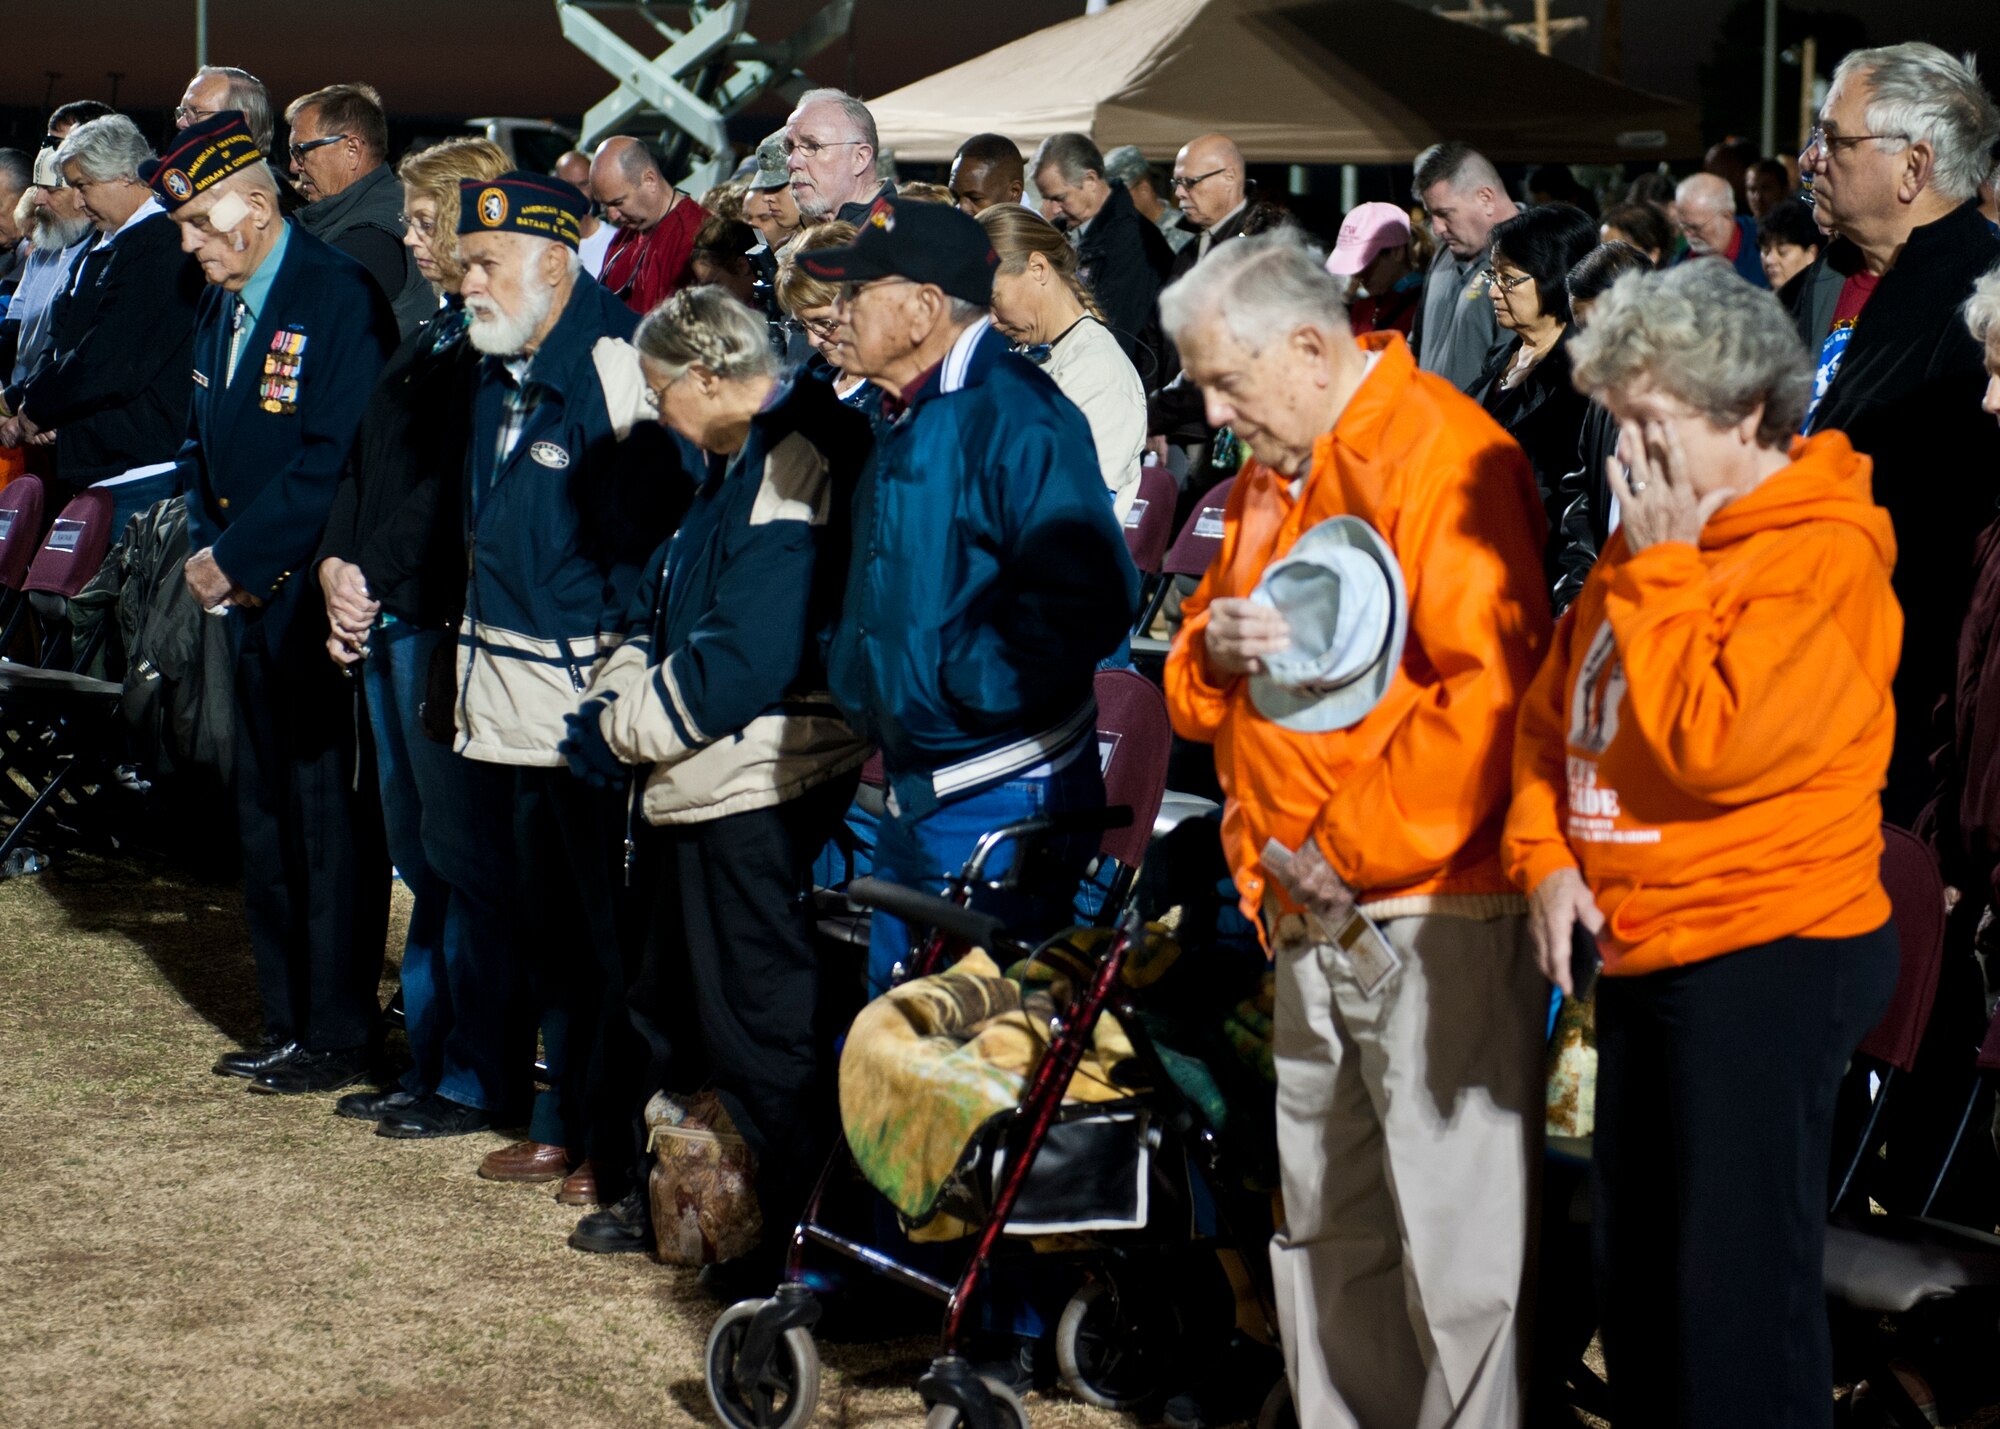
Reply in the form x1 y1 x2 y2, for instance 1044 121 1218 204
165 114 399 1095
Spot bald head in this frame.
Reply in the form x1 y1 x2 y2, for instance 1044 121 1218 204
1172 134 1246 229
554 150 593 197
591 136 672 231
1674 171 1739 256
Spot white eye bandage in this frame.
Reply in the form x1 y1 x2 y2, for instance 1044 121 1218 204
208 191 250 235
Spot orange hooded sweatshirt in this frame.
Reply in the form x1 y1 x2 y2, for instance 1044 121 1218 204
1165 332 1554 926
1503 430 1901 977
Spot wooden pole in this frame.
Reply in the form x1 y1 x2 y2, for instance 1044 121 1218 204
1799 35 1818 152
1760 0 1778 155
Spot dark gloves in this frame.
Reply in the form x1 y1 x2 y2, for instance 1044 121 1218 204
560 698 627 789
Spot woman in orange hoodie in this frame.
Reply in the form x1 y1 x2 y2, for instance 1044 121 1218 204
1504 261 1901 1429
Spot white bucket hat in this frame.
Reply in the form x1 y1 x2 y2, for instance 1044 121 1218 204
1248 515 1408 733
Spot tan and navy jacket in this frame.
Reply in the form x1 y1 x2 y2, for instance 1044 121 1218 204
454 272 688 766
586 373 871 824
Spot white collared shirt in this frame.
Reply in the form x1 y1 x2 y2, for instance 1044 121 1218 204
1196 199 1250 261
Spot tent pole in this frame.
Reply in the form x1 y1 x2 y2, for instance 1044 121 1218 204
1798 35 1818 153
1760 0 1778 156
196 0 208 67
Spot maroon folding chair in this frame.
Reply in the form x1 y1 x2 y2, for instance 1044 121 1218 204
0 475 46 647
1131 476 1236 655
1822 835 2000 1428
1123 463 1178 575
1091 668 1173 913
1 487 115 668
0 489 124 863
1830 826 1950 1212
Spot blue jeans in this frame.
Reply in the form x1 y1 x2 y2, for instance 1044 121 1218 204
865 746 1104 997
362 619 523 1110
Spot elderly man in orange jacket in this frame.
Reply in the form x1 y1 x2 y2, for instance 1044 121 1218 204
1161 231 1553 1429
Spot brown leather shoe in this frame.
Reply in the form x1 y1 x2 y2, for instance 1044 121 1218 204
478 1140 570 1183
556 1159 598 1207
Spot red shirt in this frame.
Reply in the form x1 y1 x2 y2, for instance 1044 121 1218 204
600 197 708 314
1833 269 1881 326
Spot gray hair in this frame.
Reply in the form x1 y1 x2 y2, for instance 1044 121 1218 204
1411 140 1503 202
793 87 877 155
1101 144 1154 191
55 115 154 186
1031 132 1105 186
1674 172 1733 216
1158 227 1348 354
1569 262 1812 450
1833 43 2000 203
196 65 275 152
635 286 780 383
0 148 29 198
1965 260 2000 347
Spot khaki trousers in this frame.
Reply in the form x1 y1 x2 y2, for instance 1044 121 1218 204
1269 908 1545 1429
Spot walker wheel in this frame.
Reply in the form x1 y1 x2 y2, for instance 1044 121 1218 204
703 1297 821 1429
1055 1274 1178 1410
923 1376 1030 1429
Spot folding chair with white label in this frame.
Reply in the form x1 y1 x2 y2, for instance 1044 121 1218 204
0 490 125 864
1130 476 1234 659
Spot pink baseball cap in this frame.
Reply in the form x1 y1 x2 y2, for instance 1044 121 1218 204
1324 202 1412 276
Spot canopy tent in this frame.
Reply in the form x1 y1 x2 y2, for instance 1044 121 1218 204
867 0 1700 165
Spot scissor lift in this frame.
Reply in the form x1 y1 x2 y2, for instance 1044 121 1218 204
556 0 858 192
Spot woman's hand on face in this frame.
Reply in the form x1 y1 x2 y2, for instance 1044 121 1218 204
1529 867 1605 996
1608 419 1733 553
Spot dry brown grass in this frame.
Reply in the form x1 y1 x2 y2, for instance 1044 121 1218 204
10 852 1995 1429
0 852 1131 1429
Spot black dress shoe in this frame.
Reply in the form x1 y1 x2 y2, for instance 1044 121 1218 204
335 1087 420 1122
568 1189 654 1255
213 1039 301 1079
248 1047 370 1096
375 1094 495 1140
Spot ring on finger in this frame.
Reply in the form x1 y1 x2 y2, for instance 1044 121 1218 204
1629 480 1648 494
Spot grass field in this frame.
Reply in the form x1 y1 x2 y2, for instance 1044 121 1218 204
5 849 1994 1429
0 851 1136 1429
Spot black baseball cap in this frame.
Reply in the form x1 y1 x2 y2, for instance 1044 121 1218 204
798 196 998 307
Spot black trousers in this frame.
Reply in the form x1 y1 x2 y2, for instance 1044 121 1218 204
1593 924 1899 1429
512 767 642 1157
231 616 389 1052
605 772 861 1226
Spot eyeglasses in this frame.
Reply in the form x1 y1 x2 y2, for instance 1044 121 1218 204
1479 268 1534 294
832 276 915 310
782 136 864 161
288 134 347 163
793 313 841 339
398 212 438 238
1803 125 1908 158
1169 167 1226 193
175 105 221 125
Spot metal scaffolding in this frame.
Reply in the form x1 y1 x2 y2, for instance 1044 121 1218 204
555 0 857 192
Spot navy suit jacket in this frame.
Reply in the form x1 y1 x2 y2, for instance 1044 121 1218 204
177 221 396 653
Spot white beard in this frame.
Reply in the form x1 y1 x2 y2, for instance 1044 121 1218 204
28 212 93 252
466 279 555 356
